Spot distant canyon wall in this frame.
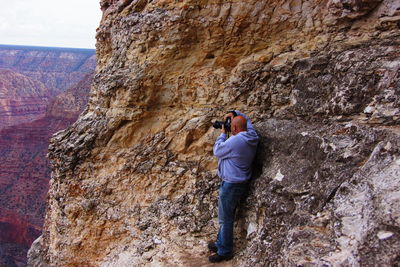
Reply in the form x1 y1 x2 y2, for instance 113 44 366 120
0 45 95 266
29 0 400 266
0 45 96 92
0 69 54 130
0 72 93 266
0 45 95 130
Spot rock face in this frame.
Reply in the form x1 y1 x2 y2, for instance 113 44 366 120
0 73 93 266
29 0 400 266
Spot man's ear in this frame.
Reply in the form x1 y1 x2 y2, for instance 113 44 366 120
232 124 237 134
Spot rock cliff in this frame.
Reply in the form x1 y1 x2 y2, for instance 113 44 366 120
29 0 400 266
0 73 93 266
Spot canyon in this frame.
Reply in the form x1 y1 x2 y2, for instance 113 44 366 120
27 0 400 266
0 69 53 129
0 45 95 130
0 45 95 92
0 46 95 266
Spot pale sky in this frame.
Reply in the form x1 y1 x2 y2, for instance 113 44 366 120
0 0 102 49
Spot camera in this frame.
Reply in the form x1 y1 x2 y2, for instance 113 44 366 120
212 110 237 132
212 117 232 132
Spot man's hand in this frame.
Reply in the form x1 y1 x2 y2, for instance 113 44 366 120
221 112 235 134
224 112 235 121
221 124 226 134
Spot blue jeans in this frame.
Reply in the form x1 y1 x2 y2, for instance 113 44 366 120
216 181 248 256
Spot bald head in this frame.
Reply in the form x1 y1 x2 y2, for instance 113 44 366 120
231 116 247 135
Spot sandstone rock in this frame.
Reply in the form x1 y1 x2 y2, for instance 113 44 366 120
28 0 400 266
236 119 400 266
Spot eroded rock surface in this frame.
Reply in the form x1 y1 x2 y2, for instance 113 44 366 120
239 119 400 266
29 0 400 266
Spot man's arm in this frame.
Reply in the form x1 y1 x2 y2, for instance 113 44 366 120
213 133 233 159
235 110 257 136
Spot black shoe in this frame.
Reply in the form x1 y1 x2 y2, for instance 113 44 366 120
207 241 218 253
208 253 233 263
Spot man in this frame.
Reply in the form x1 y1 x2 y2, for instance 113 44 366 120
208 110 259 263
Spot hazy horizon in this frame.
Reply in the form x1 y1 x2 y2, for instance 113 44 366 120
0 0 102 49
0 43 96 50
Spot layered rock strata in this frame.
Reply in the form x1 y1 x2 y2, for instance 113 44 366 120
0 45 96 92
0 73 93 266
0 45 96 130
0 69 54 129
46 73 95 119
29 0 400 266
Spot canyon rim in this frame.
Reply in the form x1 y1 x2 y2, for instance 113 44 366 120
28 0 400 266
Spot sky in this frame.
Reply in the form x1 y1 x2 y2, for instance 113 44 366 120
0 0 102 49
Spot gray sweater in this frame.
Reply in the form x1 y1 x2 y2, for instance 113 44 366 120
213 111 259 183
